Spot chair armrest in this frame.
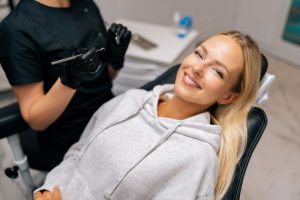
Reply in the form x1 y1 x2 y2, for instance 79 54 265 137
0 102 29 139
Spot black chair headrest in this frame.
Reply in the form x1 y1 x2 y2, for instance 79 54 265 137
260 54 268 81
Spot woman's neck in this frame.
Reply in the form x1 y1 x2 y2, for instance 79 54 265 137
157 95 209 120
35 0 70 8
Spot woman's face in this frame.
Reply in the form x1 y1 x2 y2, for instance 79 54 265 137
174 34 244 108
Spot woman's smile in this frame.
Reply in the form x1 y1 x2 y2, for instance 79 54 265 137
183 72 202 89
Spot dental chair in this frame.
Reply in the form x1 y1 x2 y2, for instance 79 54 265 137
0 54 270 199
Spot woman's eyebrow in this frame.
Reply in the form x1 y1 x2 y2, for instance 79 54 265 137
200 45 208 55
201 44 229 73
215 60 229 73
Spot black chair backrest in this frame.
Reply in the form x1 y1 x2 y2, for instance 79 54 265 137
142 54 268 200
260 54 268 81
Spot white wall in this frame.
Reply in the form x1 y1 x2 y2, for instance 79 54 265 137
234 0 300 67
95 0 239 40
234 0 287 50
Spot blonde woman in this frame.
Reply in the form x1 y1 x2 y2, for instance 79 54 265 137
34 30 261 200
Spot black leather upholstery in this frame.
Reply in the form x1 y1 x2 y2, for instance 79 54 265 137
260 54 268 81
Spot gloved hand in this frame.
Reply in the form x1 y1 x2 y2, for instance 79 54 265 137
60 48 104 89
106 23 132 70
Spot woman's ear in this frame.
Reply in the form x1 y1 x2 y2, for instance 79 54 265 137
217 92 240 105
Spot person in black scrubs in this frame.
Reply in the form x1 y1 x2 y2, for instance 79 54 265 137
0 0 131 170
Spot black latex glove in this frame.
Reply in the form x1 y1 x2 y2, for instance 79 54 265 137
106 23 132 70
61 48 104 89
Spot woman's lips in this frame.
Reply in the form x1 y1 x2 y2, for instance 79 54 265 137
183 73 202 89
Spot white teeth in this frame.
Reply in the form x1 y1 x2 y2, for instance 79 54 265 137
184 74 200 88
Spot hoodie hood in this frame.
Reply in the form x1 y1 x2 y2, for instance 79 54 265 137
143 84 221 152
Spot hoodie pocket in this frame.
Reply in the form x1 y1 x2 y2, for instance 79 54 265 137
62 169 96 200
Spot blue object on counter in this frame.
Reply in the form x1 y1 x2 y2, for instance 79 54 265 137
177 16 193 38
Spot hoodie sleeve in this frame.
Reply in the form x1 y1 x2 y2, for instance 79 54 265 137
34 89 148 194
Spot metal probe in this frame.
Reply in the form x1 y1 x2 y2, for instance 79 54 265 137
51 48 105 65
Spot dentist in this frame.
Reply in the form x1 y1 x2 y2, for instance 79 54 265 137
0 0 131 170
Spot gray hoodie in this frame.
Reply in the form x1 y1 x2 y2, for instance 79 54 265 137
37 84 221 200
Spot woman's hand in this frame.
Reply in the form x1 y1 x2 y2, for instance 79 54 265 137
34 186 61 200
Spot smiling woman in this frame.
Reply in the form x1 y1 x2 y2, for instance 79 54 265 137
33 30 261 200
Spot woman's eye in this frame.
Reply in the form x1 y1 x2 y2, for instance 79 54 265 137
194 50 204 60
213 68 224 79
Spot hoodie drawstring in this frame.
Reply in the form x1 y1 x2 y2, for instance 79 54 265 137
109 123 181 197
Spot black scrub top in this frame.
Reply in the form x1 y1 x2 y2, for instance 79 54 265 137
0 0 114 168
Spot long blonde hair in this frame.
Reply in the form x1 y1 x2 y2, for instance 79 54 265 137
212 31 261 200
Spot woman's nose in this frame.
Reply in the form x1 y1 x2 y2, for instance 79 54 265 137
192 65 204 77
